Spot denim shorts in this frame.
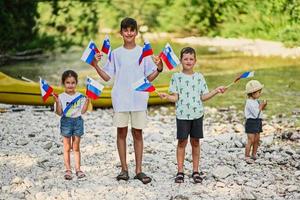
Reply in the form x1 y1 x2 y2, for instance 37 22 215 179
176 117 204 139
245 118 262 134
60 116 84 137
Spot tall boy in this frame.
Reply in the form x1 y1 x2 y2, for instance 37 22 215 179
93 17 163 184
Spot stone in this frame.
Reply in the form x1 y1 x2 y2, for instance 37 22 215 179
212 166 235 179
43 142 52 150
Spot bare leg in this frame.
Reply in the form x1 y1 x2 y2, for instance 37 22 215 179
63 137 72 170
73 136 81 171
245 134 255 157
132 128 143 174
190 138 200 172
252 133 260 158
117 127 128 171
177 139 188 173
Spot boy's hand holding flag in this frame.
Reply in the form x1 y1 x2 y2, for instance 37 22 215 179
86 77 104 100
39 77 54 102
159 43 180 70
81 40 100 66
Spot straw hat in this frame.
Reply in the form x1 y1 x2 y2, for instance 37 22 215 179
245 80 264 94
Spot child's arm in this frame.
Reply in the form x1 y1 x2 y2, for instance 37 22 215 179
92 53 111 82
147 55 163 82
81 98 91 114
158 92 179 103
201 86 226 101
53 94 62 116
259 100 267 110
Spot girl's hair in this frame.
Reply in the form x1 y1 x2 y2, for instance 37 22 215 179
61 70 78 84
120 17 137 31
180 47 196 60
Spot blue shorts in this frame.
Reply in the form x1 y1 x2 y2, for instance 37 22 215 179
60 116 84 137
245 118 262 134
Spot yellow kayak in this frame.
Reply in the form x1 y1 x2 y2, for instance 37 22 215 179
0 72 169 108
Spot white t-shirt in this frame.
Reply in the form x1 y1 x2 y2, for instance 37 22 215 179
103 45 157 112
58 92 86 118
244 99 263 119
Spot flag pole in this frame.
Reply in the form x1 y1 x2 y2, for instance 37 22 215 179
225 82 235 89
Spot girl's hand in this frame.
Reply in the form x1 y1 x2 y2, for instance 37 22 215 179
216 86 226 94
52 93 59 103
152 55 163 70
260 100 267 110
158 92 169 100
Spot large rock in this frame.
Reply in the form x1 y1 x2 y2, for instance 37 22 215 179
212 166 235 179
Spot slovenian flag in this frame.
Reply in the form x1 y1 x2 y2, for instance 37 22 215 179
132 77 156 92
139 40 153 65
159 43 180 70
81 40 100 65
86 77 104 100
234 71 255 82
101 35 112 62
39 78 53 102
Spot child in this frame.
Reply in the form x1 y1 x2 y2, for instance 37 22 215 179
92 17 163 184
244 80 267 164
158 47 225 183
53 70 90 180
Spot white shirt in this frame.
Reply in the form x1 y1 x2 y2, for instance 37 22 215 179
244 99 263 119
58 92 86 118
103 45 157 112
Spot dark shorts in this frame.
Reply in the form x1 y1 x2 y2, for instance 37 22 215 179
176 117 204 140
60 116 84 137
245 118 262 134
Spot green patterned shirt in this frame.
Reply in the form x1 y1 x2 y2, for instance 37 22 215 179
169 72 209 120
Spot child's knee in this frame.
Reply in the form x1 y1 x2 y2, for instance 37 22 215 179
178 139 188 148
190 138 199 147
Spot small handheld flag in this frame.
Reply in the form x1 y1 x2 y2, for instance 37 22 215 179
159 43 180 70
101 35 111 55
86 77 104 100
139 40 153 65
81 40 100 65
132 77 156 92
226 71 255 88
39 78 53 102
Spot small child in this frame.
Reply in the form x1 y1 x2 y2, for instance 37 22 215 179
53 70 90 180
159 47 226 183
244 80 267 164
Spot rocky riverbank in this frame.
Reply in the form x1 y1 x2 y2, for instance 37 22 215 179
0 104 299 199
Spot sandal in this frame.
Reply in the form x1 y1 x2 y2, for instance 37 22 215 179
64 170 72 180
116 170 129 181
175 172 184 183
251 155 257 160
134 172 152 184
192 172 203 184
245 157 254 164
76 170 86 179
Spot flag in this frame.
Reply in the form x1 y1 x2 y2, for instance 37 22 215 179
139 40 153 65
39 78 53 102
86 77 104 100
234 71 255 82
101 35 112 62
159 43 180 70
101 36 111 55
132 77 156 92
81 40 100 65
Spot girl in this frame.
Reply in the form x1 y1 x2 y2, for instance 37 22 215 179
244 80 267 164
53 70 90 180
158 47 226 183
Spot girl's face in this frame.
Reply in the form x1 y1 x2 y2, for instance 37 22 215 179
181 53 196 71
64 76 77 94
252 89 262 99
120 27 137 44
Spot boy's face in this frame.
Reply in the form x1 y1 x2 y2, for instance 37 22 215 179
181 53 196 71
252 89 262 99
120 27 137 44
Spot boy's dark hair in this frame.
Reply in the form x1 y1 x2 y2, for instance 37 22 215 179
61 70 78 84
120 17 137 31
180 47 196 60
